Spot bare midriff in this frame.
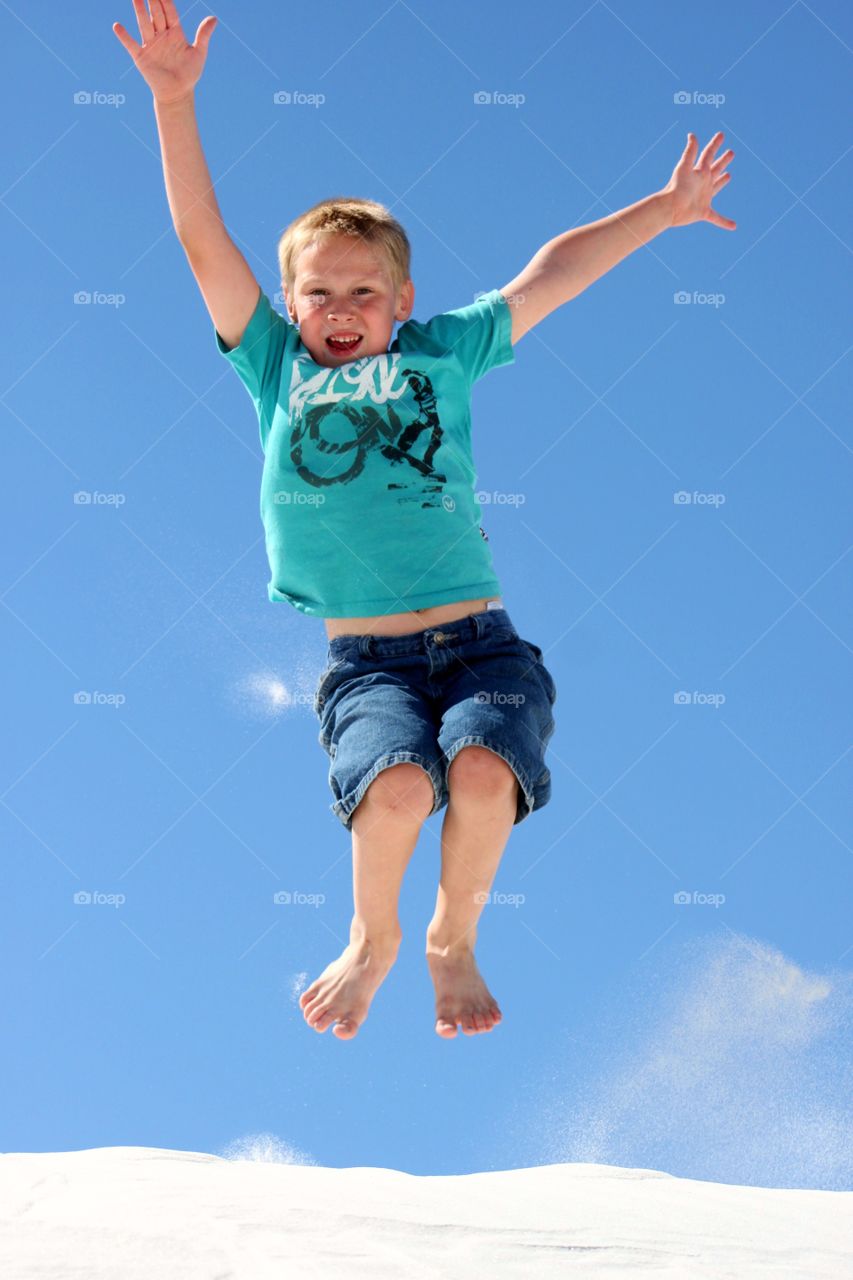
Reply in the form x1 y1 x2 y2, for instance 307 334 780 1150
323 596 502 640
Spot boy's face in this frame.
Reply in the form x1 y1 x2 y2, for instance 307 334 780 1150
283 233 414 367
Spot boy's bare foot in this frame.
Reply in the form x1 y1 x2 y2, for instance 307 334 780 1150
425 932 503 1038
299 931 401 1039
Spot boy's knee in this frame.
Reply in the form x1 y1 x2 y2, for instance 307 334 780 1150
447 745 519 799
357 762 435 823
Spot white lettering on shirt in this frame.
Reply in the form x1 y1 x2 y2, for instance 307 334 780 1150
290 353 409 417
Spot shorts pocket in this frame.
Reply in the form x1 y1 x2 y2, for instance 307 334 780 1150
313 658 349 718
519 637 557 707
485 625 521 646
519 637 544 662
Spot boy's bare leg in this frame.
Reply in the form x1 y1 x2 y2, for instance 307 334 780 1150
425 749 518 1037
300 764 433 1039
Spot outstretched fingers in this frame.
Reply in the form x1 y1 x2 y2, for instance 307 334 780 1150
193 15 218 52
149 0 168 34
680 132 699 165
698 130 725 168
706 205 737 231
112 22 141 56
128 0 154 41
711 147 735 173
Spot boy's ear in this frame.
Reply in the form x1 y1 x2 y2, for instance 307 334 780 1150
282 284 297 324
396 279 415 323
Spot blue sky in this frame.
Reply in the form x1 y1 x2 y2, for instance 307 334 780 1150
2 1 850 1188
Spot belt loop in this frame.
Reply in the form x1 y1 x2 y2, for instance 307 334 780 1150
359 634 373 658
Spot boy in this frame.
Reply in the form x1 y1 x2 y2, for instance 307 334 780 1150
114 2 735 1041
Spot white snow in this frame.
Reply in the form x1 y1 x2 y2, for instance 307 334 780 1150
1 1146 850 1279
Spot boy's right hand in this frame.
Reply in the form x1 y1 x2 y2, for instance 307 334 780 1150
113 0 217 104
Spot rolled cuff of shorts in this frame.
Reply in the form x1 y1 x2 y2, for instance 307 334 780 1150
443 736 549 825
331 750 445 832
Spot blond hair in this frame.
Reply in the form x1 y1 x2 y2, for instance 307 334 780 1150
277 196 411 298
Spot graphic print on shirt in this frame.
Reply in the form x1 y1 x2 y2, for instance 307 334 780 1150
287 353 449 509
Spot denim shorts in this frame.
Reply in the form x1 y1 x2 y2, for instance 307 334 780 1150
312 607 557 831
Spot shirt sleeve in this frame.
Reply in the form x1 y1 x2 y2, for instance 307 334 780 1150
419 287 515 386
214 286 295 452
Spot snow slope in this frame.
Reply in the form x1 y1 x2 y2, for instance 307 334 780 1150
1 1147 851 1279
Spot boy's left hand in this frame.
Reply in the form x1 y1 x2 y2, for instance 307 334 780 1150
662 131 736 230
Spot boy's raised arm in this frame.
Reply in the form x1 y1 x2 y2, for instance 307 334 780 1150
500 132 736 346
114 1 262 350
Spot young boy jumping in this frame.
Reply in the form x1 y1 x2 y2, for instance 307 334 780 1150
114 2 736 1041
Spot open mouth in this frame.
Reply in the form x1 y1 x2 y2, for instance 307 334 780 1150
326 334 363 354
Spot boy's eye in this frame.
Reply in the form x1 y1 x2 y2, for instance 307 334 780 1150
308 288 372 296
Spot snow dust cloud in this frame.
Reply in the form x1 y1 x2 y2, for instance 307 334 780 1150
537 933 852 1189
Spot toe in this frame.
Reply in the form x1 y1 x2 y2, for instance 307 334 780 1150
309 1007 331 1031
435 1017 458 1038
333 1017 358 1039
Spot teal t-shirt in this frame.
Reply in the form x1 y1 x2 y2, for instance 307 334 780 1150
215 286 515 617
